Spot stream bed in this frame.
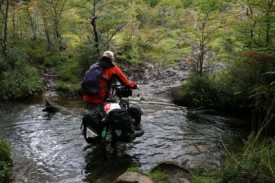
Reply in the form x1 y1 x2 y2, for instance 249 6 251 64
0 91 244 183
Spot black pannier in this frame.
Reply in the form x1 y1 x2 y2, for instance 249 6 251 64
106 108 135 142
82 112 103 144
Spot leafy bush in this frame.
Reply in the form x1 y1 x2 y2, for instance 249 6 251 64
173 51 275 114
0 67 44 100
75 41 101 72
171 74 220 108
56 58 83 96
0 47 44 100
20 38 48 65
56 81 82 97
43 54 66 67
0 140 12 183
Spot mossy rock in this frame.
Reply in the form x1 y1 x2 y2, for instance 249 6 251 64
151 160 192 183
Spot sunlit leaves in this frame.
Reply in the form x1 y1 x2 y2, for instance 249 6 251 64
236 0 275 49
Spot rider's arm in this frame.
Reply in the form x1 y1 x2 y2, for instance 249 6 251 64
113 66 137 88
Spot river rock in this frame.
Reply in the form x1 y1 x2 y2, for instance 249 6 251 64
151 160 192 183
115 172 153 183
42 98 60 113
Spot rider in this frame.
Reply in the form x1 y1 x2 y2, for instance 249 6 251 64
82 50 137 114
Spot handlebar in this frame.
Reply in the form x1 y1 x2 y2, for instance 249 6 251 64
111 84 133 98
111 84 138 89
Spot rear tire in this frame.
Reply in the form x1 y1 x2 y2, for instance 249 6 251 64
128 104 142 125
133 115 141 125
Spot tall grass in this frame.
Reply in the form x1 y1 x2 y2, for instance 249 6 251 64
222 136 275 183
222 102 275 183
0 140 12 183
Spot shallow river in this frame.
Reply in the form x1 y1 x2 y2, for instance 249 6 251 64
0 92 243 183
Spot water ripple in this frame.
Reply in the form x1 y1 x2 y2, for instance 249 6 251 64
0 100 242 182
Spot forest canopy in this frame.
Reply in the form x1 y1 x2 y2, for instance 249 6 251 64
0 0 274 100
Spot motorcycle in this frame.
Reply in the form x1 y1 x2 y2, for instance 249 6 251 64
81 84 144 154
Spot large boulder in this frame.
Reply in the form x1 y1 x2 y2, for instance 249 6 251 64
151 160 192 183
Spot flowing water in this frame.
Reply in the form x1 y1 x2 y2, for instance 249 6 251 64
0 89 244 183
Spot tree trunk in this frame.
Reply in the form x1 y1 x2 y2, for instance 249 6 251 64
90 0 100 54
52 0 67 51
91 15 100 54
265 0 274 45
27 7 37 40
197 15 208 75
2 0 9 59
42 13 52 51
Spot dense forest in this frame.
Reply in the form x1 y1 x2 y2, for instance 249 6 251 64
0 0 274 182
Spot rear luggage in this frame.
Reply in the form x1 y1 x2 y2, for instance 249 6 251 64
82 111 103 144
106 108 136 142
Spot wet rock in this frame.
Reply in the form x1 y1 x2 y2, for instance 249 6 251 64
42 98 75 115
42 99 59 113
115 172 153 183
151 160 192 183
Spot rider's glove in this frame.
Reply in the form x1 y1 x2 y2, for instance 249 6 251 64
129 82 137 89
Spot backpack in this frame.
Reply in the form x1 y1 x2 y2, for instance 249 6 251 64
81 63 102 95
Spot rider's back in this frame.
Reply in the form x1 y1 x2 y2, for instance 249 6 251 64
82 56 135 104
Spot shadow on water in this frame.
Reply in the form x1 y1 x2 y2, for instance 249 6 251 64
83 144 137 183
0 95 245 182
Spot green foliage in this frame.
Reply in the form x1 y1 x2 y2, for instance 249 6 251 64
193 0 223 13
0 140 10 162
43 54 66 68
149 170 167 181
53 39 105 96
56 54 83 96
174 50 275 113
57 81 81 97
191 170 221 183
191 135 275 182
75 41 101 72
0 47 43 100
0 0 273 101
0 67 44 100
127 166 141 173
172 74 221 108
235 0 275 49
146 0 160 7
222 136 275 183
151 36 191 65
21 38 49 65
0 140 12 183
118 28 191 64
186 0 224 75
